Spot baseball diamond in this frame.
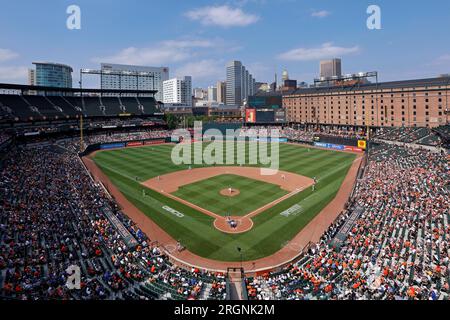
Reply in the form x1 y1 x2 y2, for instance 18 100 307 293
87 142 357 264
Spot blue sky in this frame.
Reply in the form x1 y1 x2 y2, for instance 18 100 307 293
0 0 449 88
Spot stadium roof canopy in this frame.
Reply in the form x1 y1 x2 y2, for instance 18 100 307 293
0 83 158 95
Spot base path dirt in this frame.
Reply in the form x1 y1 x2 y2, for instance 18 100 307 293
83 146 363 274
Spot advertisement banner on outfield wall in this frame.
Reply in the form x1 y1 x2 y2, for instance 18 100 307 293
314 142 364 152
144 139 165 145
344 146 363 152
314 142 345 151
100 143 125 150
127 141 143 147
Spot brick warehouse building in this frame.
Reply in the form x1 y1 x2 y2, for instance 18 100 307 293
283 76 450 128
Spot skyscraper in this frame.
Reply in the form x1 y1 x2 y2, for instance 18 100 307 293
226 61 255 106
100 63 169 101
320 59 342 79
162 76 192 106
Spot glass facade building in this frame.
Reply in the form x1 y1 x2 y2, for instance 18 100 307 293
33 62 73 88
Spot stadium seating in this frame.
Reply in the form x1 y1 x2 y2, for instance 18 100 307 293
137 97 159 114
64 96 84 113
83 96 105 117
120 97 144 115
47 96 82 117
100 97 125 116
0 94 41 120
21 95 66 119
0 94 161 121
417 134 442 147
0 132 226 301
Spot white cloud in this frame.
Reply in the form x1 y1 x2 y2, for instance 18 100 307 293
185 5 259 27
175 60 223 81
0 48 19 62
93 47 189 66
92 39 217 65
278 42 360 61
0 66 28 83
311 10 331 18
160 39 215 49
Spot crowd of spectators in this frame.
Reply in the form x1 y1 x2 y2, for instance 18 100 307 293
0 133 12 145
84 130 171 144
281 128 315 142
311 126 367 140
56 130 172 153
246 144 449 300
0 136 226 300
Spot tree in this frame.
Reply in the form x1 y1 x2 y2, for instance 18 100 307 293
164 113 179 130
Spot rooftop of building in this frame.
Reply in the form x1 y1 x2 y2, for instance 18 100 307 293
285 76 450 96
32 62 73 72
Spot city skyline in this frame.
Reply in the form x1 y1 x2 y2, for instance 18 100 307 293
0 0 450 89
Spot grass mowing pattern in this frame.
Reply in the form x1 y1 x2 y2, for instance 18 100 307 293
173 174 288 217
93 143 356 262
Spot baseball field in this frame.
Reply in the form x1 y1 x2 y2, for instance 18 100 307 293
91 142 356 262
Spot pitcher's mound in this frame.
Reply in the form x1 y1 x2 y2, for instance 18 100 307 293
220 188 240 197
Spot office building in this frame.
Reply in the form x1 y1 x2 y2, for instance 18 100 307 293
320 59 342 79
32 62 73 88
163 76 192 107
208 86 217 102
226 60 256 106
100 63 169 101
28 69 36 86
193 88 208 100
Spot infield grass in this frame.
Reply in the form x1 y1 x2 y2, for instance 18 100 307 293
173 174 288 217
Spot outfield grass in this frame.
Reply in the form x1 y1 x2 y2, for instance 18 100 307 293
93 142 356 262
173 174 288 217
